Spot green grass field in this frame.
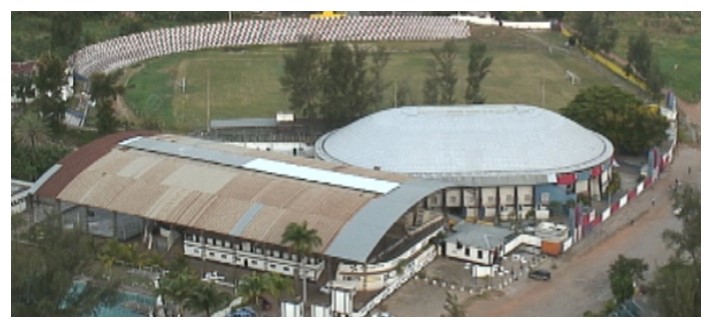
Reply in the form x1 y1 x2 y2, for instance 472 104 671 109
124 27 618 132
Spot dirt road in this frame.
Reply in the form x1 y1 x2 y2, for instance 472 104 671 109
464 98 700 316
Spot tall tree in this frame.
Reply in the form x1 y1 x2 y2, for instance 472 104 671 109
90 71 124 135
645 56 666 102
422 64 440 105
571 12 619 52
367 45 391 111
320 42 370 129
184 281 231 316
35 51 68 133
561 85 668 155
432 40 459 105
464 41 493 104
280 36 322 121
235 272 270 315
50 12 83 57
12 214 119 316
281 221 322 310
627 30 652 78
264 272 294 304
648 185 700 316
607 255 648 304
442 291 465 317
156 267 200 316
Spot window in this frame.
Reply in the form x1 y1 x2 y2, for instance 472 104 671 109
225 241 231 248
252 260 258 264
477 250 483 259
208 252 215 257
216 239 222 247
450 196 458 203
524 194 531 202
283 266 290 272
430 195 439 205
456 241 463 250
194 248 200 254
270 264 276 268
487 196 495 204
465 248 471 256
221 254 227 259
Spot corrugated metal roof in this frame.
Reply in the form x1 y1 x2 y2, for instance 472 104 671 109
316 105 615 186
325 178 452 262
445 223 513 250
229 203 263 236
123 137 255 168
210 118 277 129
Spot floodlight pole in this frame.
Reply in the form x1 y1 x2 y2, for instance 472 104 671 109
206 70 211 133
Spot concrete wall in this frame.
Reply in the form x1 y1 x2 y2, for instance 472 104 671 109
445 241 493 265
445 188 462 207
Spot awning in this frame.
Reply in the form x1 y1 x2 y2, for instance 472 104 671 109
556 173 576 185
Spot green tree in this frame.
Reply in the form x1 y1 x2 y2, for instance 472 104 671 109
561 85 668 155
442 291 465 317
367 45 391 111
627 30 652 78
464 41 493 104
645 56 666 102
185 281 231 316
571 12 619 52
320 42 370 128
431 40 459 104
236 272 270 314
12 110 49 155
90 71 124 135
394 79 413 107
422 65 440 105
156 267 200 316
648 185 700 316
281 221 322 309
280 36 322 121
11 214 119 316
264 272 294 303
607 255 648 304
35 51 68 133
50 12 83 57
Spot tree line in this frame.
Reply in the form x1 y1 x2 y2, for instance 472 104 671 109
281 38 493 129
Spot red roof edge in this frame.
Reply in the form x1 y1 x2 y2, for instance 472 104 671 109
36 130 158 198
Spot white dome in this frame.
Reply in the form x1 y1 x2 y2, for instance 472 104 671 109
315 105 614 185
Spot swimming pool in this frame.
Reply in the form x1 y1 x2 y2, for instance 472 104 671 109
73 281 155 317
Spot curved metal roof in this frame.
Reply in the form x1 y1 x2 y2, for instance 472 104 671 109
315 105 614 185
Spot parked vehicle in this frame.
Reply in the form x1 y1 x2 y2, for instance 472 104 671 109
528 269 551 281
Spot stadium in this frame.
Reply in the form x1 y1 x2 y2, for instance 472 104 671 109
315 104 616 220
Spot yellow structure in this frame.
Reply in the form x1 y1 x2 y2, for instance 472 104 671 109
310 11 346 19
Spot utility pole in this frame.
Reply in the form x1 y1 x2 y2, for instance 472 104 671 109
206 70 211 133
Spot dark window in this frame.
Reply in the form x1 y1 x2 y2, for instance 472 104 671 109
270 264 276 268
477 250 483 259
208 252 215 257
252 260 258 264
465 248 471 256
283 266 290 272
221 254 227 259
456 241 463 250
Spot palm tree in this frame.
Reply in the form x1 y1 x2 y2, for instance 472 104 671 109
281 221 322 310
12 110 49 155
156 268 200 316
264 272 294 304
185 281 231 316
235 272 269 315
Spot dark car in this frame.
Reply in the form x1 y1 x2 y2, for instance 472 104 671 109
528 269 551 281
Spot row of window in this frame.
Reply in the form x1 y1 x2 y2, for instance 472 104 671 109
429 193 535 205
194 248 294 272
185 234 321 265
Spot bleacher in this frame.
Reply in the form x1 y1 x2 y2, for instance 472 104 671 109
69 16 470 78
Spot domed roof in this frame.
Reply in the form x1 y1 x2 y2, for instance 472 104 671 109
315 105 614 185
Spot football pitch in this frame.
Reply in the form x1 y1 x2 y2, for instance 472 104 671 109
123 27 618 132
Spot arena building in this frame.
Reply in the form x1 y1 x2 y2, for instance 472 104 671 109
315 104 616 220
29 131 451 294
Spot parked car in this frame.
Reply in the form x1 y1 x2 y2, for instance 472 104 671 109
528 269 551 281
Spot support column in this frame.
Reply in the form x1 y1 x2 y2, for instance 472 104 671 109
112 210 118 238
